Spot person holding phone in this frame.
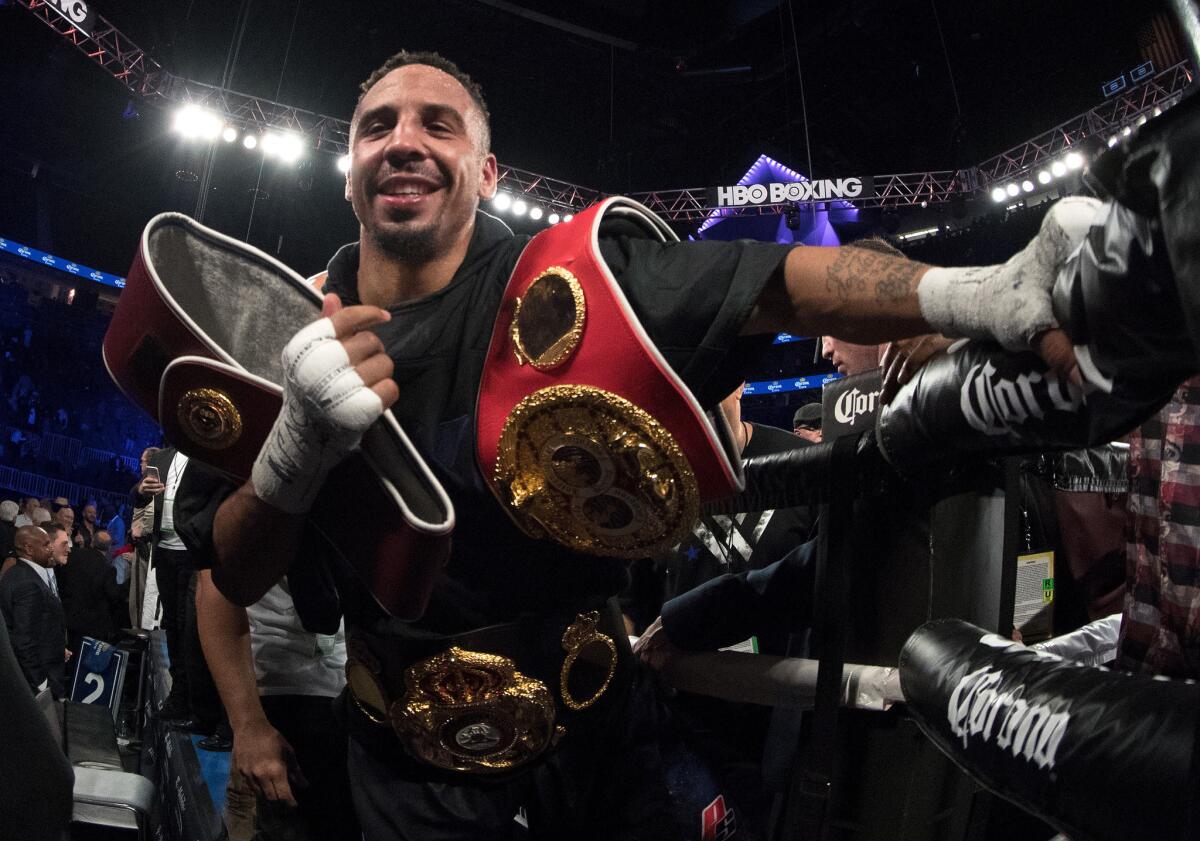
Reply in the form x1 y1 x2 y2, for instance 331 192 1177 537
134 446 229 747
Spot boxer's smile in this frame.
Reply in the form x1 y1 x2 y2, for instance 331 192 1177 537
347 64 497 260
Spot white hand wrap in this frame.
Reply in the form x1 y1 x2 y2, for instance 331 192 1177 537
917 196 1103 350
251 317 384 513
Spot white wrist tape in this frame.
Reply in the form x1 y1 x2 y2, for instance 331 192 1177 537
251 318 384 513
918 196 1103 350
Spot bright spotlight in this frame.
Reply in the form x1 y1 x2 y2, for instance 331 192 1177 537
173 105 223 141
1122 125 1133 136
277 133 305 164
1006 183 1020 197
529 206 543 221
562 213 574 222
548 212 560 224
221 126 238 143
1037 170 1051 185
990 186 1007 203
1050 160 1067 178
492 192 512 212
1064 152 1084 170
1107 135 1119 147
242 134 259 150
512 199 528 217
261 133 282 157
1021 180 1034 193
336 154 351 174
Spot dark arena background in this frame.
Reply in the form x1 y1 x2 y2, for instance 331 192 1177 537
0 0 1196 839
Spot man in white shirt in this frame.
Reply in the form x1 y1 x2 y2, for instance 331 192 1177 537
138 448 228 744
198 571 359 840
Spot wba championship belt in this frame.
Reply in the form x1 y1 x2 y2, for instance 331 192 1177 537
477 198 743 558
102 213 453 619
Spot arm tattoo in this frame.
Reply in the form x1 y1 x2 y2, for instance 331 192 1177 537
825 248 923 305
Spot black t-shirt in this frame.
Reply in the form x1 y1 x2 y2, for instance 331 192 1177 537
182 210 790 638
654 422 815 606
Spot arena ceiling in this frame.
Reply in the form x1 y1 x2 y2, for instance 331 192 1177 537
0 0 1167 277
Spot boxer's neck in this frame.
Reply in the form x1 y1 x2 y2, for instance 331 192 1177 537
356 224 474 308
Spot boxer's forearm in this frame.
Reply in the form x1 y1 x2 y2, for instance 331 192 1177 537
742 246 930 343
196 570 267 731
211 481 302 607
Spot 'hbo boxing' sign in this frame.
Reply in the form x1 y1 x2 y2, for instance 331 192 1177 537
45 0 96 36
708 177 875 207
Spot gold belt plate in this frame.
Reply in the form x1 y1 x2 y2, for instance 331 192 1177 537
494 384 699 558
391 647 557 773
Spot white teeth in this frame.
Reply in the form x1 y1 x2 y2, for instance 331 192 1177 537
381 185 432 196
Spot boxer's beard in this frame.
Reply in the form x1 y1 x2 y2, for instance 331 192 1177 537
372 222 439 265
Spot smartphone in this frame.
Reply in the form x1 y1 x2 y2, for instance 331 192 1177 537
144 466 160 482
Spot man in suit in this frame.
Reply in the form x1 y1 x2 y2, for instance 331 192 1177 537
56 527 121 653
0 525 68 697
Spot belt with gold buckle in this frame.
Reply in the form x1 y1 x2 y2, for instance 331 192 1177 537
345 604 628 774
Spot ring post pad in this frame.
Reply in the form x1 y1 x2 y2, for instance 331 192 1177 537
102 213 455 619
477 198 743 559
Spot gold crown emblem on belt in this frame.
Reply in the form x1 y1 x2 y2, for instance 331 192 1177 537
346 612 620 774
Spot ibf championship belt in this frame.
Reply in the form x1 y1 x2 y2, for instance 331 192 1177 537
477 197 743 558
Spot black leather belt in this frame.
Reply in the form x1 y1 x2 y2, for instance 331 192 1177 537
344 600 632 775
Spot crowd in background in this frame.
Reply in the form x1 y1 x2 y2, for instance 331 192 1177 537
0 276 160 496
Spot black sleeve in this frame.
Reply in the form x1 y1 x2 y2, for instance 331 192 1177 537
173 461 342 632
598 237 790 407
4 577 45 689
660 538 817 651
173 460 240 568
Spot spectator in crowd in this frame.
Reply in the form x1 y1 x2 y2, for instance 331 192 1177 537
127 447 161 630
0 500 17 562
13 497 38 528
0 525 68 697
31 508 50 527
51 501 74 536
73 501 99 549
56 527 121 653
1118 374 1200 678
137 446 230 748
199 571 359 841
44 522 70 570
106 503 126 555
792 402 823 444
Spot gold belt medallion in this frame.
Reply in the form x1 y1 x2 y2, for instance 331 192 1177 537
494 384 700 558
177 387 243 450
391 647 557 773
560 612 617 711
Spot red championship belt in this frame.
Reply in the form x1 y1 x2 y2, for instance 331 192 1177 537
477 197 742 558
103 213 453 619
